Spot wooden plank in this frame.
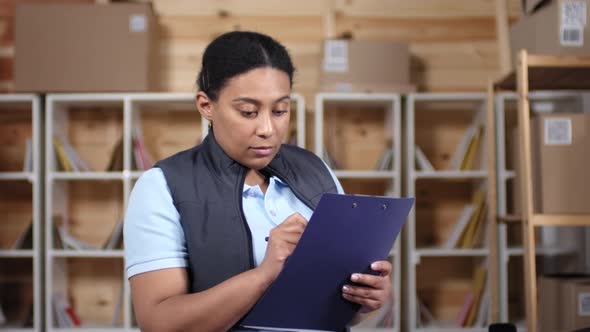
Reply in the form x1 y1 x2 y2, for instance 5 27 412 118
335 17 497 42
158 15 325 42
495 0 512 78
0 57 13 80
0 182 32 249
334 0 522 18
339 178 391 196
0 106 32 172
148 0 522 18
516 50 538 332
531 214 590 227
411 41 498 70
147 0 330 17
413 67 500 92
527 54 590 68
486 81 500 322
0 17 12 45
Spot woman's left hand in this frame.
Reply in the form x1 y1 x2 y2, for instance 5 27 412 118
342 260 392 313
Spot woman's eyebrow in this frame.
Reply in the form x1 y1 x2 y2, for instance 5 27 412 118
231 96 291 104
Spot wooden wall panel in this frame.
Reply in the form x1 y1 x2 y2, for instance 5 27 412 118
1 0 521 93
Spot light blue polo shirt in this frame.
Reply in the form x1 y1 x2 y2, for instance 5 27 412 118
124 166 344 279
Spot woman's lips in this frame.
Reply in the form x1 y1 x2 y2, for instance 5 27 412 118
251 146 273 157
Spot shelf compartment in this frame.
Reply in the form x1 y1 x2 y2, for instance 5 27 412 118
50 102 123 173
132 100 202 171
416 257 489 329
413 99 486 172
0 257 34 328
51 257 124 328
321 101 396 171
51 180 123 250
0 103 33 173
0 181 33 250
415 178 487 249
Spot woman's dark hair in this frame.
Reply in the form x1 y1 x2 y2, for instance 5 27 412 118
196 31 295 101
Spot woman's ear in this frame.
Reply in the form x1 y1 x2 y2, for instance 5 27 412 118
196 91 214 122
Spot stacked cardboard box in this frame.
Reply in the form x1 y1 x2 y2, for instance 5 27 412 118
510 0 590 64
538 274 590 332
15 3 157 92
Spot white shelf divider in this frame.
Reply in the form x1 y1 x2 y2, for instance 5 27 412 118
316 92 401 331
406 92 490 331
0 94 41 332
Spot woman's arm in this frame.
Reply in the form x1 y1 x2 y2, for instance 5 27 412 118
130 213 308 332
130 266 271 332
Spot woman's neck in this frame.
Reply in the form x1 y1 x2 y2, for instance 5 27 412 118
245 169 269 193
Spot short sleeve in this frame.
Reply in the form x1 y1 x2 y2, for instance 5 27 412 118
124 168 188 279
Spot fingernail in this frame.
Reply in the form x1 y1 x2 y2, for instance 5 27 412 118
342 285 350 292
351 274 360 281
371 262 379 270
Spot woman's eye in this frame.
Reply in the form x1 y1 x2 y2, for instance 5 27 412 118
241 111 257 118
273 110 288 116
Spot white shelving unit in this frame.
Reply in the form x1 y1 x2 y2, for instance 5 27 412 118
44 92 305 331
493 90 587 328
0 94 41 332
406 93 490 331
315 92 402 331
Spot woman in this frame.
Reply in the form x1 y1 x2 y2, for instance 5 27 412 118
124 31 392 332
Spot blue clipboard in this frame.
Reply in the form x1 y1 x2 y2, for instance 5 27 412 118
240 193 415 331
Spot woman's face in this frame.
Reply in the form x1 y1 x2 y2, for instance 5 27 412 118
197 67 291 170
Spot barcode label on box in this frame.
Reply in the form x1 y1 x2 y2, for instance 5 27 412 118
579 292 590 316
562 0 587 27
561 25 584 46
544 118 572 145
323 40 348 73
129 14 147 32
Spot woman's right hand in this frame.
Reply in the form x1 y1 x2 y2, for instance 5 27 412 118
257 212 308 282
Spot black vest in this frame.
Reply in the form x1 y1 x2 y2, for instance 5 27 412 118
155 132 338 293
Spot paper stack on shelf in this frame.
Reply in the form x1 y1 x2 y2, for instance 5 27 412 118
443 205 475 249
376 148 394 171
53 135 92 172
132 126 154 171
456 264 488 327
53 292 81 327
415 145 434 171
23 138 32 172
448 110 485 171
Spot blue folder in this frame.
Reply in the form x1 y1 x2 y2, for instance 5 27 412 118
240 193 415 331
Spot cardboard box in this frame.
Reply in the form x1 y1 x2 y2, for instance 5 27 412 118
533 112 590 214
319 40 414 93
511 112 590 214
562 280 590 330
538 274 590 332
15 3 157 92
510 0 590 64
